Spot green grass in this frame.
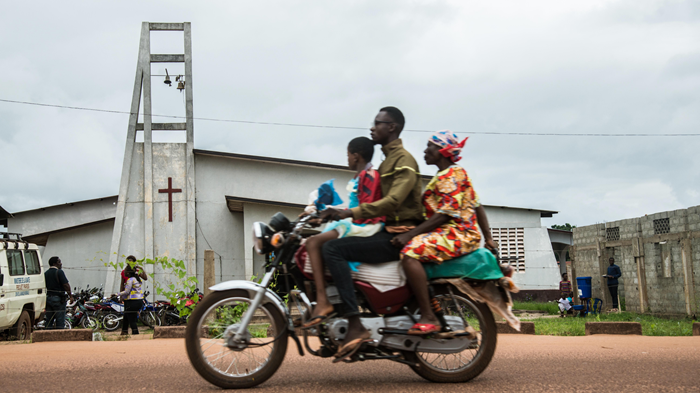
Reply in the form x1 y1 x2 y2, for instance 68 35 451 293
530 312 694 336
512 301 560 315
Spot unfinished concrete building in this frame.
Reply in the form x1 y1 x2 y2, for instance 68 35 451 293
571 206 700 315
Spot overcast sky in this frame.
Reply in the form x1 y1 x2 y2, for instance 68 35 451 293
1 0 698 228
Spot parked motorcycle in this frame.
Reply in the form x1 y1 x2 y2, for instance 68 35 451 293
66 290 99 330
102 292 161 331
185 212 519 389
101 296 125 331
157 290 202 326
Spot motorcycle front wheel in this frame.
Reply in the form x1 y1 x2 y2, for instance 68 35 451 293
406 292 497 383
81 316 99 330
185 289 288 389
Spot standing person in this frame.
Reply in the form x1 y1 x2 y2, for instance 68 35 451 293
302 137 384 328
391 130 498 334
603 257 622 311
559 273 573 299
558 273 573 317
43 256 74 329
120 255 147 292
320 106 424 360
117 264 144 335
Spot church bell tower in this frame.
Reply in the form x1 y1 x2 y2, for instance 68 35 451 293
104 22 196 294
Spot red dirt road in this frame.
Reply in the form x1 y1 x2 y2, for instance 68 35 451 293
1 335 699 392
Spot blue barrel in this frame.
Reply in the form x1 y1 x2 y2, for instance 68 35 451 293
576 276 592 298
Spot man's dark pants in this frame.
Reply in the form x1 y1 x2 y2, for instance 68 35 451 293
608 285 619 309
322 230 400 317
44 295 66 329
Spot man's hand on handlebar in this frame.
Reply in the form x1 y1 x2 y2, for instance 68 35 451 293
319 208 353 222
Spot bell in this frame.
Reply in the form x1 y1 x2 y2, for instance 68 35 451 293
177 76 185 91
164 69 172 86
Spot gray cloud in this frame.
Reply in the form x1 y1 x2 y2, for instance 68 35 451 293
1 0 698 229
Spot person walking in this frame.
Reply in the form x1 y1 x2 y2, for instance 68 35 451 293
117 264 144 335
44 256 74 329
603 257 622 311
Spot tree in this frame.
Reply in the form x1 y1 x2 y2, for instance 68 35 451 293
551 223 576 231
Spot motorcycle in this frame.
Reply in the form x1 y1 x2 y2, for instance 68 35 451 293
67 290 99 330
102 292 161 331
185 212 520 389
157 289 202 326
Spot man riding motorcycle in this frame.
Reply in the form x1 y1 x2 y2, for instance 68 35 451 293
320 107 498 361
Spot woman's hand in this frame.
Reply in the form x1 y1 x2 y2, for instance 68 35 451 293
484 239 498 254
391 233 414 248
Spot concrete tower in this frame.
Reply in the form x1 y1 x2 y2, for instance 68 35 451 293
104 22 196 294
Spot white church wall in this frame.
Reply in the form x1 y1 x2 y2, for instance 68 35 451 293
482 206 541 228
242 204 305 280
115 143 146 263
194 154 355 208
8 197 117 238
194 153 354 280
43 220 114 289
193 203 246 285
482 207 559 290
513 227 560 290
151 143 189 260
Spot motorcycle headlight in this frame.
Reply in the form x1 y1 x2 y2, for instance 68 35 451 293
252 222 275 255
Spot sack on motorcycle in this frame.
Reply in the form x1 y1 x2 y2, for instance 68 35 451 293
423 248 503 281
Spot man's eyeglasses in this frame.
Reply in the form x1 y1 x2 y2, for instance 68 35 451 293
372 120 395 127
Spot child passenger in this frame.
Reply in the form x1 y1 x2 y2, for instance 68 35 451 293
302 137 384 328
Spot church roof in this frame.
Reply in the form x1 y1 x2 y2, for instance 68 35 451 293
194 149 353 172
194 149 557 217
6 151 557 219
0 205 12 227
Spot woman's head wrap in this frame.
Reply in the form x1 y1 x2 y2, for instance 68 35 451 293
429 130 468 162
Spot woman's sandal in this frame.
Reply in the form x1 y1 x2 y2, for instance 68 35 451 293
301 312 336 329
407 323 440 336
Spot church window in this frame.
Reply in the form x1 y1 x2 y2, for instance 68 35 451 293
491 228 525 272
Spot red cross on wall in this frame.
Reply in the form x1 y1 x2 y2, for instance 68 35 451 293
158 177 182 222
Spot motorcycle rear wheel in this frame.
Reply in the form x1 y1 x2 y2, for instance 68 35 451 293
102 313 121 331
139 311 160 328
185 290 288 389
406 293 497 383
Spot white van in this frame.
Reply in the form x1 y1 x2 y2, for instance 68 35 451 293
0 233 46 340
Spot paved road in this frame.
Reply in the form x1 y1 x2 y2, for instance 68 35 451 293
1 335 699 392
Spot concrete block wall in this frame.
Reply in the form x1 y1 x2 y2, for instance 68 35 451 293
618 245 637 311
573 204 700 316
572 224 603 245
618 218 640 240
643 241 686 314
688 206 700 232
572 249 601 300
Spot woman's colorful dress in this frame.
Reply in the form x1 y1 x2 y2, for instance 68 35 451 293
401 165 481 263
